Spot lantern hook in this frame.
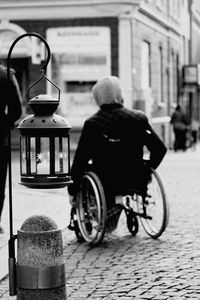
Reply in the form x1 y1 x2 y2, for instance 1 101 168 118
7 32 51 79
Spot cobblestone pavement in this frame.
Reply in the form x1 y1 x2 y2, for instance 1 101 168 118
1 147 200 299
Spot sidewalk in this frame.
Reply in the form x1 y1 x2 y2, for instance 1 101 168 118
165 143 200 161
1 144 200 299
0 150 75 281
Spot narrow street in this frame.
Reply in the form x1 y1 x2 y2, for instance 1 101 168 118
63 147 200 299
1 147 200 299
0 1 200 300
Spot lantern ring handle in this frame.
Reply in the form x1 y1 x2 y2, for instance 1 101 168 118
7 32 51 80
27 74 60 102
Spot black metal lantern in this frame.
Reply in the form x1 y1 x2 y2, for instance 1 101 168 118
13 34 73 189
18 92 72 188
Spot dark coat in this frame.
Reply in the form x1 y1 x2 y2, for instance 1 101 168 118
0 64 22 146
170 109 188 131
68 103 167 197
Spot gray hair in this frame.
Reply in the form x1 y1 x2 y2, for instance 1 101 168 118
92 76 123 107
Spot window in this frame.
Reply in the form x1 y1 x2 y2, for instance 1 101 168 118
47 26 111 125
141 41 151 89
66 81 95 93
158 46 164 103
156 0 165 11
176 54 180 103
170 0 180 18
171 50 179 104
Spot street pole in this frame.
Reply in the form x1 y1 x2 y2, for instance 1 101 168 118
7 32 51 296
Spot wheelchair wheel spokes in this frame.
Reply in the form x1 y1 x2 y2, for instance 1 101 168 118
136 169 169 239
76 172 107 245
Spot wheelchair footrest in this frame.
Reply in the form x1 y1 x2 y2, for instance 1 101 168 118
68 223 75 231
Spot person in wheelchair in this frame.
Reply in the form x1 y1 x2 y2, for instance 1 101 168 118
68 76 167 234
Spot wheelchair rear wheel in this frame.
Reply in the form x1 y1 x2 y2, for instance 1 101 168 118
76 172 107 245
136 168 169 239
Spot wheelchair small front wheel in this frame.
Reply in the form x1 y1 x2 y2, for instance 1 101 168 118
76 172 107 245
125 210 139 236
73 216 85 243
136 168 169 239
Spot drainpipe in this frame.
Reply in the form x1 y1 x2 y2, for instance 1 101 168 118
188 0 193 125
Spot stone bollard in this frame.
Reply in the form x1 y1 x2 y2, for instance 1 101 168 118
16 215 66 300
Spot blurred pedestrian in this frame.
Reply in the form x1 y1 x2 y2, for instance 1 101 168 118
190 119 199 150
0 62 22 233
170 104 188 151
68 75 167 213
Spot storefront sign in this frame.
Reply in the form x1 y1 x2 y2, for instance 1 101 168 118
47 27 111 81
183 65 198 85
46 26 111 126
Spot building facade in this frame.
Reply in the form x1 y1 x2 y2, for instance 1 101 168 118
0 0 194 148
186 0 200 127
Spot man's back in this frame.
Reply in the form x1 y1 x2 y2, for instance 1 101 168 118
89 104 146 163
85 103 166 194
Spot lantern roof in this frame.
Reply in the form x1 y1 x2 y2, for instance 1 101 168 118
18 113 71 130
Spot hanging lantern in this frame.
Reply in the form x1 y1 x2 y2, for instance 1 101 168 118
18 93 72 189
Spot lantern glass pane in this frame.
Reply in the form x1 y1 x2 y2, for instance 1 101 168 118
55 137 68 174
36 137 50 174
30 137 36 174
63 137 68 173
21 137 26 174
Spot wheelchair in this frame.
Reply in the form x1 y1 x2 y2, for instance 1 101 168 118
69 168 169 246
